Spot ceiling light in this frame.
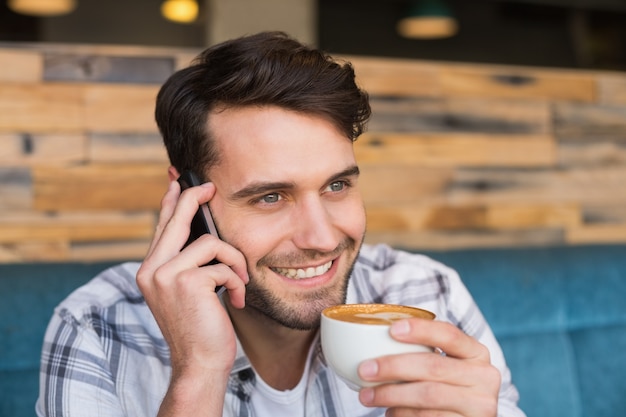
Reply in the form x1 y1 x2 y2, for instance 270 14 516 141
161 0 199 24
8 0 76 16
397 0 458 40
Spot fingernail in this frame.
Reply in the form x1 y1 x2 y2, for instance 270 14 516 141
359 359 378 377
390 319 410 336
360 387 374 405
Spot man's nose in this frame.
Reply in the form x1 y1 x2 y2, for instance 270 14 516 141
291 197 339 252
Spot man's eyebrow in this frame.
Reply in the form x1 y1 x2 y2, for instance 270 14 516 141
231 181 296 200
329 165 360 183
230 164 360 201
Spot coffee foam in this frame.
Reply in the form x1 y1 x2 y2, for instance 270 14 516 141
323 304 434 325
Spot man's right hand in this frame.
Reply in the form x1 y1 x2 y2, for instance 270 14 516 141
136 180 249 416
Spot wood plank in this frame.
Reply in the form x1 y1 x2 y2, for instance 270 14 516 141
366 205 481 232
359 164 452 205
0 244 21 262
369 96 550 134
84 84 160 132
365 203 581 232
0 167 31 210
597 74 626 106
89 133 168 163
33 163 168 211
448 166 626 206
0 83 84 132
0 133 86 166
43 53 174 84
582 204 626 224
0 241 70 262
9 42 197 59
175 52 198 70
439 65 596 102
558 139 626 167
0 211 155 243
485 204 581 229
0 240 150 263
364 228 565 251
554 102 626 141
69 240 151 262
0 49 42 82
566 224 626 245
345 55 440 98
355 132 556 167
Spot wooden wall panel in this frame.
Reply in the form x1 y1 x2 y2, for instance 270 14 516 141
32 164 167 211
84 85 160 132
448 167 626 206
358 165 451 205
89 133 168 163
0 49 42 82
368 97 551 134
597 74 626 106
364 229 565 250
347 56 440 97
567 224 626 244
1 43 625 262
558 140 626 167
0 167 31 210
554 102 626 140
69 240 152 262
366 203 580 232
0 241 69 262
439 65 596 102
43 54 174 84
0 83 84 132
355 133 556 167
0 212 154 243
0 133 86 166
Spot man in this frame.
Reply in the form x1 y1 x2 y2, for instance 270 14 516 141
37 32 525 417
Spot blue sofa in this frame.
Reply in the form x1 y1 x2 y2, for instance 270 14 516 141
2 244 625 417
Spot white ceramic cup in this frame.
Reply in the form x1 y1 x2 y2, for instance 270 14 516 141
321 303 436 390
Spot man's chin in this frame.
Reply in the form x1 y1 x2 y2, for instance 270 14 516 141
244 279 347 330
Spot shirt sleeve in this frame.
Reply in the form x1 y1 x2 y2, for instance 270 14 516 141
36 308 125 417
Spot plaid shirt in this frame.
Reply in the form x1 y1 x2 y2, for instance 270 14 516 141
37 243 525 417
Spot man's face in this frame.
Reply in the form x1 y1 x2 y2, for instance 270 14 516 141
207 105 366 330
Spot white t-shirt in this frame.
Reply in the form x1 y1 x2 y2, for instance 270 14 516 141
249 342 316 417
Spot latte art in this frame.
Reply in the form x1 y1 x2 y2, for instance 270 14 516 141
323 303 435 325
355 312 414 324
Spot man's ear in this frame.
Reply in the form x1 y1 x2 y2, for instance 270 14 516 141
167 166 180 182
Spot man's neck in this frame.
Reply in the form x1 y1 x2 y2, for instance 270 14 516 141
225 301 318 391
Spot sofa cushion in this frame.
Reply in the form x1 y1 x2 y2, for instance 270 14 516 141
425 244 626 417
0 262 118 417
2 245 625 417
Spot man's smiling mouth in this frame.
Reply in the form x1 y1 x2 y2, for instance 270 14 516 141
271 261 333 279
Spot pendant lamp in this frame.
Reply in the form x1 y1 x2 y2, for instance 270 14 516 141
397 0 458 39
161 0 199 24
8 0 76 16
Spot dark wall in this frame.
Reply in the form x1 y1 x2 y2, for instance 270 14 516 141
318 0 626 71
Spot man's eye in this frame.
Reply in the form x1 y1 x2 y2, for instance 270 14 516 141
260 193 281 203
327 181 346 192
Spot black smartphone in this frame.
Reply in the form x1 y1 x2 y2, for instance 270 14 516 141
177 170 225 295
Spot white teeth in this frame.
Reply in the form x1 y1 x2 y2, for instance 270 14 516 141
273 261 332 279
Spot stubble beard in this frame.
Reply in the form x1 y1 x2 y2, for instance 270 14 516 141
243 237 362 331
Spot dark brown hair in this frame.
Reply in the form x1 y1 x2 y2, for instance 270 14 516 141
155 31 371 179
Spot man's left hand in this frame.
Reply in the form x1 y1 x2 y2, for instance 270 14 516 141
357 318 501 417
